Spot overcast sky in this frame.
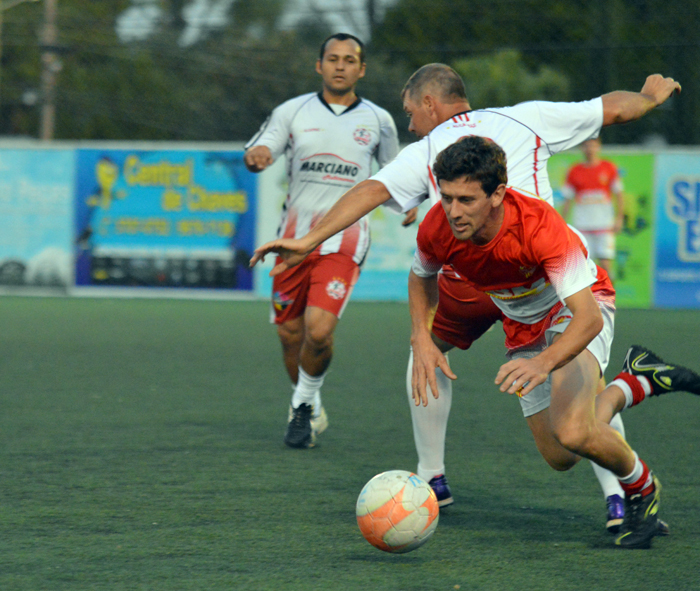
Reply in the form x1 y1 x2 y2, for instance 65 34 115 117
116 0 396 47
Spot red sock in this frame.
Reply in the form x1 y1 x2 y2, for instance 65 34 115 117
615 372 647 407
620 459 654 497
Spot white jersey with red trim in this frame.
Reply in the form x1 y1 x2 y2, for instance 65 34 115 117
372 98 604 211
246 92 399 264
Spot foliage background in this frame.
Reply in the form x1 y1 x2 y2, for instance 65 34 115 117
1 0 695 144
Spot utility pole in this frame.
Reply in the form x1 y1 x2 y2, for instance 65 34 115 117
367 0 376 40
39 0 58 140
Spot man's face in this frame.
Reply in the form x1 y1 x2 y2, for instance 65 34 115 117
582 138 601 161
439 177 503 243
316 39 365 96
403 95 435 138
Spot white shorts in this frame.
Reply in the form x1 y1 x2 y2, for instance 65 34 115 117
507 303 615 417
580 230 615 261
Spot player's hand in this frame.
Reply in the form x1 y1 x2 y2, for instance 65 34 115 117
410 335 457 407
402 207 418 227
244 146 273 172
495 356 549 398
641 74 681 106
249 238 312 275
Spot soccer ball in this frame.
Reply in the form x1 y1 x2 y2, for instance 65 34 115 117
356 470 439 553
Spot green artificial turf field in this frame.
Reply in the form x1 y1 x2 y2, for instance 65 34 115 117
0 297 699 590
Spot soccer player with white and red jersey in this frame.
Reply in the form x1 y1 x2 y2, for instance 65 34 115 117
561 137 625 276
409 135 700 549
244 33 400 449
251 65 680 525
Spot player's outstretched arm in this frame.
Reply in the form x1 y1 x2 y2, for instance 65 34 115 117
408 270 457 407
248 238 313 275
249 179 393 274
601 74 681 127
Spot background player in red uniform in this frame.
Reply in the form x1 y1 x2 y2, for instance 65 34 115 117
410 135 700 549
561 137 625 276
244 34 400 448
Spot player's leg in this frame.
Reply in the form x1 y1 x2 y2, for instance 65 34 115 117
277 316 304 384
284 252 360 448
592 231 615 279
407 273 501 505
587 373 627 532
294 304 337 418
545 308 669 549
270 256 318 448
590 410 627 532
548 350 664 549
406 336 455 507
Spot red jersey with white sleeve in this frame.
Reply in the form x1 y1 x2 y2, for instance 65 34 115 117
412 189 615 350
372 98 604 211
561 160 623 231
246 92 399 264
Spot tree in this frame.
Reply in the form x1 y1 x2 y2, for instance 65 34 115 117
372 0 697 145
452 50 570 109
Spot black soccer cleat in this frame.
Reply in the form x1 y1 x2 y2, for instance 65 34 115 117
284 403 315 449
615 476 662 550
622 345 700 396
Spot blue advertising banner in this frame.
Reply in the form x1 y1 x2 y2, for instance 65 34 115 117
0 149 74 287
75 149 256 291
654 153 700 308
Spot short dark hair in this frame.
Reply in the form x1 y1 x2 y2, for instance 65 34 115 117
433 136 508 196
319 33 365 64
401 63 467 103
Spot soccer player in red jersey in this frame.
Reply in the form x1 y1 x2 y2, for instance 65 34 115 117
251 67 681 527
409 136 700 548
561 137 625 276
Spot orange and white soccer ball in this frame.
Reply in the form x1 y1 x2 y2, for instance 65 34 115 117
356 470 439 553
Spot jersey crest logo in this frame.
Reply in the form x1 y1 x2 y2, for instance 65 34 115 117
326 278 348 300
353 128 371 146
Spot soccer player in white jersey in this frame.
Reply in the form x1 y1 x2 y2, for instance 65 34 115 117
410 135 700 549
249 66 681 525
244 34 401 449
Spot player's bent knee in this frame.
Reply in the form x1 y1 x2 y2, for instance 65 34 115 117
303 325 335 352
277 323 303 348
552 421 594 456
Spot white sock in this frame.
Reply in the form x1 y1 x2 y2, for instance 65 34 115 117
406 349 453 483
620 452 643 484
590 412 626 498
312 390 322 417
292 367 325 414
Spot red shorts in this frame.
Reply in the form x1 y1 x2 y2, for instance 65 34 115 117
271 252 360 325
432 272 503 350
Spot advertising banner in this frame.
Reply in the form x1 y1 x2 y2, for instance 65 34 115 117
653 153 700 308
0 149 74 287
75 149 256 291
548 151 655 308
